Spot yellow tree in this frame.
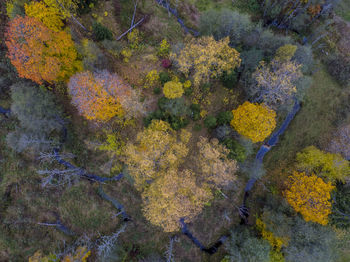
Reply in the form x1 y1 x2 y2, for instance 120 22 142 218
170 36 241 86
296 146 350 182
25 1 64 31
163 81 184 99
68 70 144 121
284 171 334 225
142 169 212 232
231 101 276 143
196 137 238 188
124 120 190 190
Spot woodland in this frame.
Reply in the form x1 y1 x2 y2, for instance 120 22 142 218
0 0 349 261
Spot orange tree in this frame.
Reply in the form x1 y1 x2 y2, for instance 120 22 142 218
5 16 81 84
284 171 334 225
68 70 144 121
230 101 276 143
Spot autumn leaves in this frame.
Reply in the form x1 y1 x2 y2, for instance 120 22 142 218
124 121 238 232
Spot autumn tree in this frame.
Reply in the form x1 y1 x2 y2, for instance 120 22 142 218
142 169 212 232
252 45 302 107
68 70 144 121
5 16 81 84
284 171 334 225
231 102 276 143
196 137 238 189
124 120 190 190
163 81 184 99
170 36 241 86
25 1 64 31
296 146 350 182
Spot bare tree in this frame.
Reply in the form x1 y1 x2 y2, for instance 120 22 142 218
97 224 127 259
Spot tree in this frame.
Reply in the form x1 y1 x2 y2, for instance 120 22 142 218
6 82 62 153
170 36 241 86
284 171 334 225
68 70 144 121
124 120 190 190
5 16 81 84
225 225 271 262
330 183 350 229
196 137 238 189
163 81 184 99
24 1 64 31
142 169 212 232
230 102 276 143
296 146 350 182
328 124 350 160
252 47 302 107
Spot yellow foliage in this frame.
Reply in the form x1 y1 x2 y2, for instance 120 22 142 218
42 0 78 18
296 146 350 182
128 29 141 49
284 171 335 225
275 44 297 62
144 70 160 89
121 48 132 63
256 218 287 251
196 137 238 188
25 1 64 31
142 169 212 232
170 36 241 86
183 80 192 89
99 133 125 157
163 81 184 99
157 39 170 57
231 102 276 143
124 120 190 190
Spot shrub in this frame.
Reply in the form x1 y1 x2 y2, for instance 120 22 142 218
194 123 202 131
159 71 171 85
222 138 247 162
213 125 233 141
157 39 170 57
144 70 160 88
92 21 113 41
204 116 217 129
326 54 350 86
190 103 201 121
221 70 238 89
217 111 233 125
153 87 161 94
161 59 172 68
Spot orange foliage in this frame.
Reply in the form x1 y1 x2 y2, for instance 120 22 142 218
284 171 334 225
68 70 143 121
5 16 81 84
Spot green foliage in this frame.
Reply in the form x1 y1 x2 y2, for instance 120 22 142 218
77 0 98 14
220 70 238 89
217 111 233 125
222 138 246 162
204 115 217 129
159 71 171 85
225 225 271 262
330 183 350 229
6 82 62 153
153 87 161 95
190 104 201 121
92 21 113 41
193 123 202 131
144 97 190 130
259 195 338 262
